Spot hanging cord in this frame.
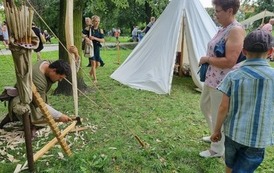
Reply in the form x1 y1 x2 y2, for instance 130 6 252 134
63 78 99 107
84 72 147 147
26 1 147 148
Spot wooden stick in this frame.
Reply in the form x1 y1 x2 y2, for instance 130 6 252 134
10 7 18 41
33 121 76 162
14 6 19 41
134 135 145 148
4 5 12 37
32 116 80 125
179 16 185 76
116 42 120 64
23 5 27 44
65 0 78 117
20 7 24 42
17 7 21 42
17 6 22 41
69 126 89 133
28 8 34 44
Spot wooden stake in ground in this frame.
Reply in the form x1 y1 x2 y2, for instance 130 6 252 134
116 41 120 64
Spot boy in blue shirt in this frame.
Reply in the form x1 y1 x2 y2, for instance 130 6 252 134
211 30 274 173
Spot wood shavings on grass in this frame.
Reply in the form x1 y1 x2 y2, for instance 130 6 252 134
58 152 64 159
14 162 28 173
108 147 117 150
0 120 97 163
7 153 20 163
0 127 25 163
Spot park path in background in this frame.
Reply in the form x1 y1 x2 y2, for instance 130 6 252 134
0 44 59 55
0 42 137 55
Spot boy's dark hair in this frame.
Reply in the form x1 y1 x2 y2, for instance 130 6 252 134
49 60 71 76
212 0 240 15
244 29 273 53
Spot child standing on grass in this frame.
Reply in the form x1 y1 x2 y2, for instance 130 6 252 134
211 29 274 173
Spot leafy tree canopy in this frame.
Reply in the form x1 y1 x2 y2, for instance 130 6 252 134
1 0 272 36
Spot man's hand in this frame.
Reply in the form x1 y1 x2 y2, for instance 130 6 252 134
68 45 80 62
58 114 72 122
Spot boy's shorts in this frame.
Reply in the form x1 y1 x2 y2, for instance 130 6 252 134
225 136 265 172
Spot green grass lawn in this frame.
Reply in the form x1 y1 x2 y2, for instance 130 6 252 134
33 36 132 45
0 48 274 173
104 36 132 43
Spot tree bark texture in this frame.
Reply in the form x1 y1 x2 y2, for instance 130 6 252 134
73 0 88 91
54 0 71 95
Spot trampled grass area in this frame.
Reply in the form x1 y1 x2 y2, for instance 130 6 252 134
0 48 274 173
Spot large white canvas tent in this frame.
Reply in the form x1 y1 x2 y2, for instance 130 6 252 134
110 0 217 94
240 10 274 26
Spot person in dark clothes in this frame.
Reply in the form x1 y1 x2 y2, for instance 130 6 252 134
82 15 105 84
32 23 44 61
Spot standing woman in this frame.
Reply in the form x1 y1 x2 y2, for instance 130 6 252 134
82 17 92 67
198 0 245 158
87 15 105 84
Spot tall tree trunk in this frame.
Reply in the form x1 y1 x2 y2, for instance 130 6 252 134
144 1 152 24
54 0 88 95
73 0 88 91
54 0 71 95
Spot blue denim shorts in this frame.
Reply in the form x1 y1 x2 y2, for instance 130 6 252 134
225 136 265 172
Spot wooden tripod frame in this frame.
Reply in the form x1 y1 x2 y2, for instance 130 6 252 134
31 83 75 161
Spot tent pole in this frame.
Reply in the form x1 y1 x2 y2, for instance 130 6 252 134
179 15 185 77
261 9 266 26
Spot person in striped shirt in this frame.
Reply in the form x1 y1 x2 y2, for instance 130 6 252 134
211 29 274 173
